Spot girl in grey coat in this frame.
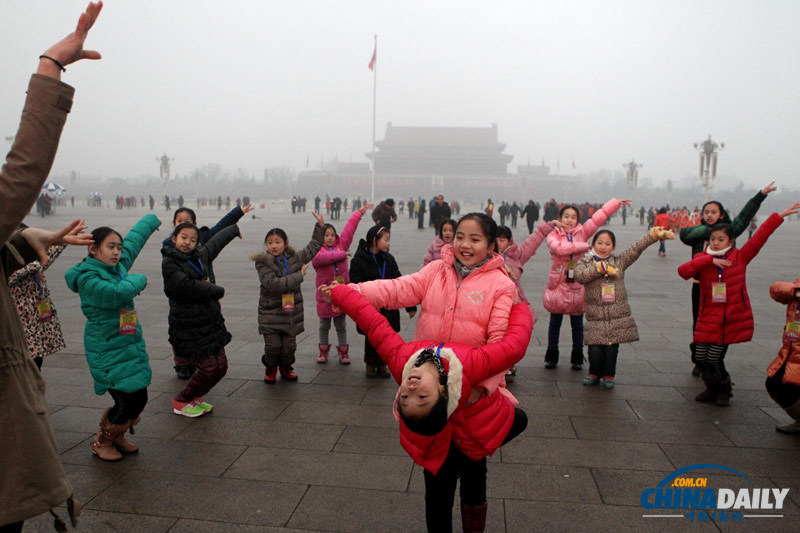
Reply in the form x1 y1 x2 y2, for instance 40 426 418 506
252 212 324 382
574 227 672 388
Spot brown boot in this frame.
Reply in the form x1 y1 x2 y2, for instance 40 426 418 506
113 416 140 454
695 388 716 402
461 502 488 533
90 408 122 461
376 361 391 379
777 401 800 433
365 353 378 378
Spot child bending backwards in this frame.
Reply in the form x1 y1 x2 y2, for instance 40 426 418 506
252 212 324 382
162 222 240 417
65 214 161 461
329 284 532 533
312 204 368 364
422 218 456 267
766 278 800 433
575 226 673 389
678 202 800 406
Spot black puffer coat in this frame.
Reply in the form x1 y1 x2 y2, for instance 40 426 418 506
162 224 240 357
252 223 324 336
349 239 416 333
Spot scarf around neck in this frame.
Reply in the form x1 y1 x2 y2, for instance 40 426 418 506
705 245 732 257
453 256 490 278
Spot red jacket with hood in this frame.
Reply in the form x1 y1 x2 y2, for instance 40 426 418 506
331 284 532 475
678 213 782 345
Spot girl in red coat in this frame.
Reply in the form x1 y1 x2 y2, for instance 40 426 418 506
329 283 532 533
678 202 800 406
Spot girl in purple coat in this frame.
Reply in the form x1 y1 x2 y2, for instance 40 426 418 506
542 198 629 370
312 205 368 363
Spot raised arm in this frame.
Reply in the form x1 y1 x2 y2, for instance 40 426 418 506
547 232 590 257
296 222 325 265
119 214 160 271
518 221 554 264
201 205 247 244
617 233 659 271
739 212 783 265
354 261 437 310
582 198 622 237
331 284 405 381
731 188 770 238
200 224 240 263
338 208 366 252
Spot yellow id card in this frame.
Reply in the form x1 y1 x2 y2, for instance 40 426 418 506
119 309 137 335
37 299 53 323
601 283 615 303
784 321 800 343
711 282 727 303
282 293 295 312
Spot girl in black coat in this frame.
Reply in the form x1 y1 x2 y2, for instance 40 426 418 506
349 225 416 377
162 222 240 417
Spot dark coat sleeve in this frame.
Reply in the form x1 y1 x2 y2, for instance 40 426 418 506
163 257 224 301
200 224 240 264
200 206 245 244
256 261 304 295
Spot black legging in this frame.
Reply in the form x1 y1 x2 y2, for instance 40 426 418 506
423 408 528 532
107 388 148 424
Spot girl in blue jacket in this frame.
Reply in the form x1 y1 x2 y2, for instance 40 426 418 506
65 214 160 461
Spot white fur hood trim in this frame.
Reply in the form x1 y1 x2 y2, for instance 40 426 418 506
401 347 463 418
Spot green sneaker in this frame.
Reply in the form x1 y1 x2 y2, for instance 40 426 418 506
194 398 214 413
583 374 599 386
602 377 615 389
172 398 206 417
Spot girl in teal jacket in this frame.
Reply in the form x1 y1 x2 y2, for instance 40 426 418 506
65 214 161 461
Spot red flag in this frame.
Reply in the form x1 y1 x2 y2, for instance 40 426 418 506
572 159 576 169
368 43 376 70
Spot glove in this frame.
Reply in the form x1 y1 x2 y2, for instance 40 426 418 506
606 264 620 278
649 226 675 240
595 261 619 278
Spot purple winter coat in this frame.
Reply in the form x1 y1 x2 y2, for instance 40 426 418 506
312 210 364 317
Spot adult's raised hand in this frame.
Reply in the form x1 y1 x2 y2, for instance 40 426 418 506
38 1 103 79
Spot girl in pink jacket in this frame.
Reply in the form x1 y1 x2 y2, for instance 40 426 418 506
542 198 629 370
333 213 517 350
330 283 531 533
421 218 456 267
311 205 367 364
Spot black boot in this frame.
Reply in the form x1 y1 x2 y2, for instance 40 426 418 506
545 347 559 369
715 380 733 407
461 502 488 533
571 348 584 371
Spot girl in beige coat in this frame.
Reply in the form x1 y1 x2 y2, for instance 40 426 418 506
574 227 672 388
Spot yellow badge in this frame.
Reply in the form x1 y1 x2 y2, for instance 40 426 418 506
601 283 615 303
565 260 577 281
282 293 295 312
119 309 137 335
711 282 727 303
334 275 345 285
784 321 800 343
37 299 53 323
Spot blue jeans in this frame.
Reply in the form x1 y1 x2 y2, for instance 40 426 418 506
547 313 584 349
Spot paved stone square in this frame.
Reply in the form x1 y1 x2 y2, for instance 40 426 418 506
18 202 800 531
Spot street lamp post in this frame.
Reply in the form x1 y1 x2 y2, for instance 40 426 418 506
623 159 642 190
694 135 724 203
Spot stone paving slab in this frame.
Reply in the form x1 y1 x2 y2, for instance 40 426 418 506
17 206 800 530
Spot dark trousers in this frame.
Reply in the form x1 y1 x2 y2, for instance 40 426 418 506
262 333 297 368
0 522 23 533
766 363 800 408
173 345 194 369
423 408 528 533
526 218 535 234
175 348 228 403
690 283 701 363
107 387 148 424
418 214 425 229
658 240 666 253
547 313 584 350
694 343 731 391
364 339 387 368
588 344 619 377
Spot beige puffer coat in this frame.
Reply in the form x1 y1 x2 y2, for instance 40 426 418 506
574 233 657 346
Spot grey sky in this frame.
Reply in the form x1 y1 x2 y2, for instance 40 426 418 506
1 0 798 188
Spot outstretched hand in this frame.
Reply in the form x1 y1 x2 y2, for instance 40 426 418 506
39 1 103 78
312 211 324 226
241 204 254 214
359 205 369 215
619 199 632 207
550 219 565 229
762 181 777 196
780 201 800 218
21 219 92 266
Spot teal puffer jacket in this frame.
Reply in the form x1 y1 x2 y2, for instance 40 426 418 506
65 214 160 394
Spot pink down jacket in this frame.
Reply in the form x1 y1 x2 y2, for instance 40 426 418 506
312 209 364 317
502 220 554 306
354 244 516 346
542 198 620 316
422 235 447 267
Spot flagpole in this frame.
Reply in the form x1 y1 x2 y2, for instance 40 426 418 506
371 34 377 205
